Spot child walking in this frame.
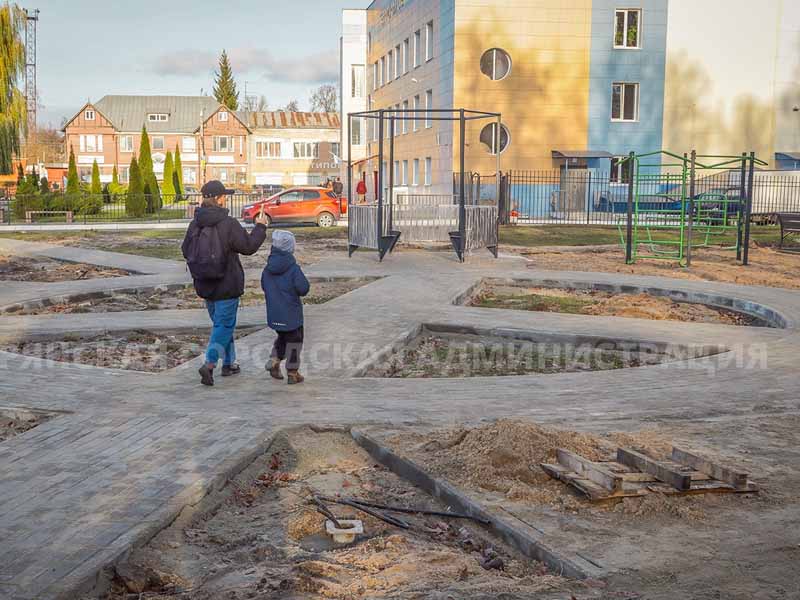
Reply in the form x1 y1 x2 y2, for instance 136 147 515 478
261 230 310 384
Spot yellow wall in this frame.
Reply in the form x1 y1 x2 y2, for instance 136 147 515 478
452 0 593 172
662 0 789 166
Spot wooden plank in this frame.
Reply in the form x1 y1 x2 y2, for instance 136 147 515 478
671 447 749 489
540 463 609 501
616 448 692 491
556 449 623 493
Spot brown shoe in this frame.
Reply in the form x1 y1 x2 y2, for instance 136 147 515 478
267 358 283 380
287 370 305 385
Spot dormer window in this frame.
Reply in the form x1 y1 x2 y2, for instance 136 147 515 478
148 113 169 122
84 109 95 120
219 111 229 122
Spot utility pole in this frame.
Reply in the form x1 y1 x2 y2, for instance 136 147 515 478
24 8 39 148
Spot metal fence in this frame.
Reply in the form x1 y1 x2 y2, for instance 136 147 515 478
505 169 800 225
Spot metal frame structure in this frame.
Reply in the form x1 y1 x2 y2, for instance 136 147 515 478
620 150 766 267
23 8 39 142
346 108 502 262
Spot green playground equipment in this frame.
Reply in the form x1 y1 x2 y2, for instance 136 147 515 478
617 150 767 267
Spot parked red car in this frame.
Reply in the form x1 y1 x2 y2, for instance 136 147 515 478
241 187 347 227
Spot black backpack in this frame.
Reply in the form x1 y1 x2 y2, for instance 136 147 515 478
185 224 227 280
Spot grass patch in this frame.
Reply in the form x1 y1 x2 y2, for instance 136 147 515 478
473 292 594 314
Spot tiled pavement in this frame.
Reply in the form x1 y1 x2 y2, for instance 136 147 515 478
0 238 799 599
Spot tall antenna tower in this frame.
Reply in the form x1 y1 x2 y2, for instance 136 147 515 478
24 8 39 142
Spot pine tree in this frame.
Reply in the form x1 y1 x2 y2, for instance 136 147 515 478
126 156 146 217
162 151 175 200
66 147 80 195
139 126 153 175
90 160 101 195
212 49 239 110
138 126 160 212
173 145 183 196
40 177 50 194
112 164 119 186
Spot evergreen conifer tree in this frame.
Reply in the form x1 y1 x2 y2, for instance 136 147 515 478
162 151 175 199
212 50 239 110
126 156 146 217
91 160 101 195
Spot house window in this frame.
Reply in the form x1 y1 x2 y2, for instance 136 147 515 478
395 44 401 79
425 90 433 128
83 134 97 152
293 142 319 159
394 160 400 183
413 95 420 131
480 48 512 80
395 104 401 137
331 142 341 158
402 100 409 134
388 50 394 81
402 160 408 185
183 167 197 184
615 9 641 48
119 135 134 153
152 136 165 151
379 57 385 87
412 158 420 186
351 117 363 145
425 21 434 61
79 167 91 182
479 123 510 155
119 166 129 183
414 30 421 67
182 136 196 153
85 109 95 121
147 113 168 122
424 157 432 186
611 82 639 121
219 111 229 122
256 141 281 158
351 65 365 98
403 38 410 74
213 136 233 152
610 157 633 183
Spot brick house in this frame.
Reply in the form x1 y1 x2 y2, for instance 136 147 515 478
62 96 251 189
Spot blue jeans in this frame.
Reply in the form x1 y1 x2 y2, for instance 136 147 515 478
205 298 239 367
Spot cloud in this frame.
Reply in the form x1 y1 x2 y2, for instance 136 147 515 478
152 48 338 85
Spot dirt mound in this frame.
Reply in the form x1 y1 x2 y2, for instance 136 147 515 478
0 255 127 282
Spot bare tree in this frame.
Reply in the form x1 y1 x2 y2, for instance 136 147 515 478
309 84 338 113
282 99 300 112
243 95 269 112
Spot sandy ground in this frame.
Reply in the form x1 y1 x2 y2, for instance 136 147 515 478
96 427 572 600
0 254 128 282
14 279 370 316
364 332 694 378
470 283 765 326
0 328 261 372
0 409 50 443
512 244 800 290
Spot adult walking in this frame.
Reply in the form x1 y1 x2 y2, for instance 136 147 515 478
182 180 268 386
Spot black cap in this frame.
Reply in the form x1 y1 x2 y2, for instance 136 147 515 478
201 180 234 198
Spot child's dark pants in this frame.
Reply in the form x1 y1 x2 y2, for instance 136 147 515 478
272 326 304 371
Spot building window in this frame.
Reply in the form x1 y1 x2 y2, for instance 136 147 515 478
414 29 421 67
425 90 433 128
219 111 229 122
412 158 420 186
413 95 420 131
85 109 95 121
119 165 129 183
81 134 99 153
615 9 641 49
402 160 408 185
183 167 197 184
256 141 281 158
425 21 434 61
79 167 92 182
610 157 633 183
331 142 341 158
351 65 365 98
182 136 196 153
611 82 639 121
403 38 410 74
480 48 512 80
213 136 233 152
395 44 401 79
424 157 432 186
147 113 168 122
351 117 363 145
293 142 319 159
119 135 134 153
152 136 165 151
373 62 379 90
402 100 409 134
479 123 510 154
388 50 394 81
393 160 400 183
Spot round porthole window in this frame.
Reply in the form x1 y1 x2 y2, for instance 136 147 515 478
480 48 512 80
479 123 510 155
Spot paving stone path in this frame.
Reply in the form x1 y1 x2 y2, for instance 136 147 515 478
0 237 799 599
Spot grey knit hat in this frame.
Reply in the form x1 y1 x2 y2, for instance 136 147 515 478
272 229 296 254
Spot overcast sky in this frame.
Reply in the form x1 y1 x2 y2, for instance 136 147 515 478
30 0 371 127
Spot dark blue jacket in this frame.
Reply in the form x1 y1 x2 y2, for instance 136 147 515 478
261 248 310 331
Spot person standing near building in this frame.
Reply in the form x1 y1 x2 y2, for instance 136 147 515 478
356 178 367 204
182 180 268 386
332 176 344 198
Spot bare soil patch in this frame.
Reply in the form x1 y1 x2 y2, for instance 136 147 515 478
471 282 765 326
13 279 371 316
364 332 704 378
0 408 52 443
0 254 128 282
100 427 571 600
0 328 260 372
514 244 800 289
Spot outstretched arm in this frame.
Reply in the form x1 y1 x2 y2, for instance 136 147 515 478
228 220 267 256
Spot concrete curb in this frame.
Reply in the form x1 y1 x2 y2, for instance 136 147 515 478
350 428 602 580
